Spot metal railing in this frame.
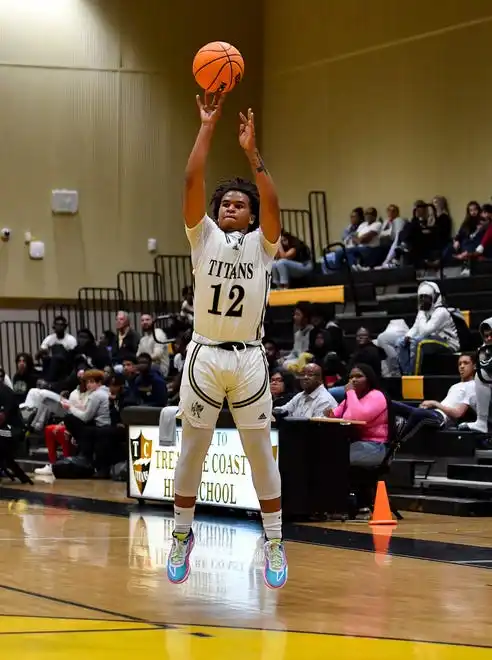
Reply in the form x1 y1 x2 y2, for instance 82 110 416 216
0 321 46 375
77 287 125 341
154 255 193 314
322 242 360 316
38 303 80 336
308 190 329 259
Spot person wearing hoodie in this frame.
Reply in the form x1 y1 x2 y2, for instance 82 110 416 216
460 318 492 434
397 281 460 375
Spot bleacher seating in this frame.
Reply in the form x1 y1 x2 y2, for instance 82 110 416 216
3 219 492 516
264 261 492 517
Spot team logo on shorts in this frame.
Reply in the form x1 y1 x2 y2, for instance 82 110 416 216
191 400 204 419
130 431 153 495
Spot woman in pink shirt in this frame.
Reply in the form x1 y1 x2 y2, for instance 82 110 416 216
327 363 389 467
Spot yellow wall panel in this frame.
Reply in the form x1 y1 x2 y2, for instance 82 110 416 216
263 0 492 243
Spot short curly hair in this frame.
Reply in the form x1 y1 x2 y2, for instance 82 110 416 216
209 177 260 230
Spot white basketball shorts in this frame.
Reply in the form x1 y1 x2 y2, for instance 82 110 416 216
178 341 272 429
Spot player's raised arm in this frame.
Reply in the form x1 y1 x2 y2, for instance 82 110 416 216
183 93 225 229
239 109 281 245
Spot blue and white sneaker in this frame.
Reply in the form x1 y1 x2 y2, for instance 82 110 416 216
264 539 288 589
167 530 195 584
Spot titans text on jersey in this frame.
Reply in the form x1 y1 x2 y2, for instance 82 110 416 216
186 215 278 344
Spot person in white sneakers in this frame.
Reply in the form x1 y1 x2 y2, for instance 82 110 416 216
166 92 287 590
460 318 492 434
34 371 88 477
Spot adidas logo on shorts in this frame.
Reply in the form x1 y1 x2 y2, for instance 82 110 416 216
258 413 267 420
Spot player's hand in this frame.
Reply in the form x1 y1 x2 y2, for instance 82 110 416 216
196 92 225 126
420 400 438 409
239 108 256 153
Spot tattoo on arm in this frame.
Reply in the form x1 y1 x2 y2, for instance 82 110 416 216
253 149 268 174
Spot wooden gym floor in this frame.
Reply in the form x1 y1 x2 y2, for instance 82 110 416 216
0 480 490 658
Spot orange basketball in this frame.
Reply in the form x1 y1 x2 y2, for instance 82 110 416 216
193 41 244 93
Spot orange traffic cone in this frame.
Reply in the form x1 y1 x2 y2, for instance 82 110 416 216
369 481 397 526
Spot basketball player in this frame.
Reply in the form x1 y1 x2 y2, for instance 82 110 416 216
166 92 287 589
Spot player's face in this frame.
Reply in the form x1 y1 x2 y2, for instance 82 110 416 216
218 191 252 233
458 355 475 381
483 327 492 344
141 314 153 331
300 365 322 393
270 373 285 396
348 368 368 395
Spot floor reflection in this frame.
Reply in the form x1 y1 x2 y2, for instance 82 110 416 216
127 512 276 610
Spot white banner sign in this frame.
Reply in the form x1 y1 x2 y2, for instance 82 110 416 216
128 425 278 512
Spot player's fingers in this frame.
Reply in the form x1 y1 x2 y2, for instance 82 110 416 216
215 90 225 108
196 94 203 110
239 112 248 124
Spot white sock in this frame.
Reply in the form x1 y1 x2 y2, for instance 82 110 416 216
466 420 488 433
174 505 195 536
262 510 282 541
473 375 492 433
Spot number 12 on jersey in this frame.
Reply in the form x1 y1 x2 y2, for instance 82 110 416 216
208 284 245 318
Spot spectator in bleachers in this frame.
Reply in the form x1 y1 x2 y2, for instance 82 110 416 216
309 304 347 362
398 200 430 267
274 363 337 418
120 354 138 386
38 316 77 384
282 302 313 372
397 281 460 375
271 230 312 289
469 204 492 262
451 201 481 256
99 330 117 361
322 353 345 387
376 204 405 269
137 313 169 377
320 207 364 274
393 353 477 439
460 318 492 434
325 363 389 467
376 319 410 377
129 352 167 407
167 331 192 405
105 373 130 468
344 207 384 270
263 339 281 375
180 286 194 325
0 367 12 389
270 369 297 407
425 196 452 268
74 329 110 371
33 372 88 477
39 316 77 355
0 378 23 441
11 353 37 402
61 369 111 475
328 327 385 402
310 330 336 370
454 209 491 275
109 311 140 363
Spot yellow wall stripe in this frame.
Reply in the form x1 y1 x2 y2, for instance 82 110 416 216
269 285 344 307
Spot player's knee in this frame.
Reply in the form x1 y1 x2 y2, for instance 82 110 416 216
239 428 281 500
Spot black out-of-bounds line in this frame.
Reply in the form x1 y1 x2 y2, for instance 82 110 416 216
0 584 168 627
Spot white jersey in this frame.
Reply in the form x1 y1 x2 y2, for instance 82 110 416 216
186 214 278 344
